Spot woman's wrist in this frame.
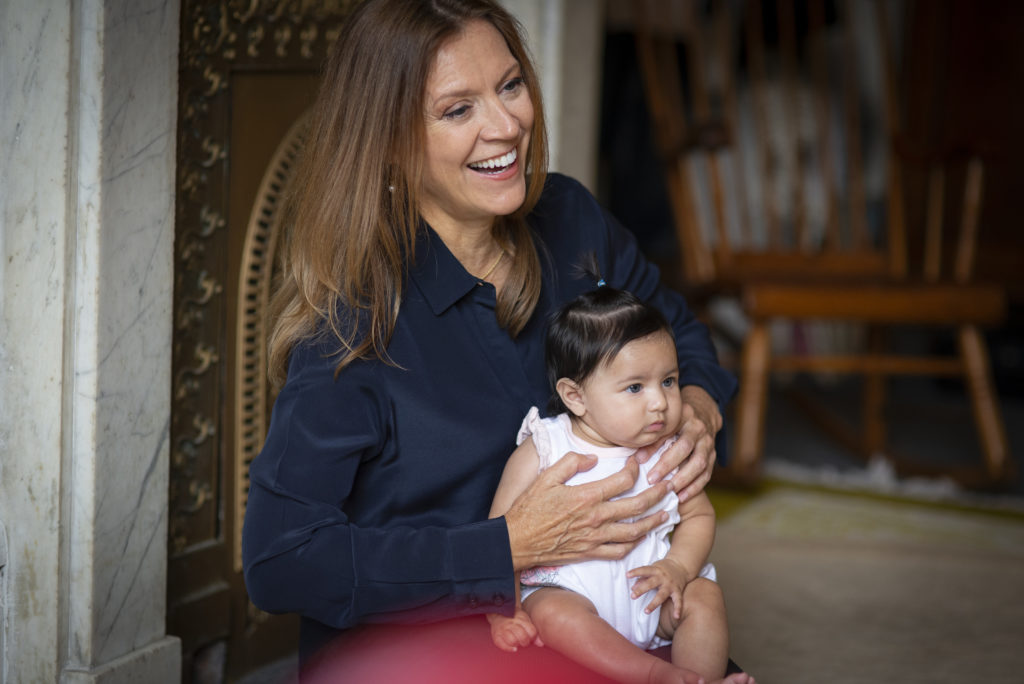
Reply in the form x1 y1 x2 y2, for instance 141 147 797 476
680 384 722 434
503 509 542 572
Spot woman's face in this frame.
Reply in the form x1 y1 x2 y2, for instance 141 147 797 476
418 20 534 235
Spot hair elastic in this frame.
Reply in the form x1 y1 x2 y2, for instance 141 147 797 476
596 279 606 287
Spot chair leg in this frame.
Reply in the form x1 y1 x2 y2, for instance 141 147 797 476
957 325 1011 482
862 326 886 459
732 321 771 481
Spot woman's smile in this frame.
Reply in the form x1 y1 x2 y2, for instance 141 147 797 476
468 148 518 174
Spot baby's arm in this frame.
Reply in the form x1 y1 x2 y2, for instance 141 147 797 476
626 491 716 620
489 438 542 519
665 490 716 582
487 439 544 652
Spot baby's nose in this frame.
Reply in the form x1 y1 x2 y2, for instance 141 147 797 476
649 388 667 410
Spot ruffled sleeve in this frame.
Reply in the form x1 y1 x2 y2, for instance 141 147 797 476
515 406 554 471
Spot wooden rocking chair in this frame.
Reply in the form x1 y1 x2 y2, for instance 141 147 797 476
632 0 1011 485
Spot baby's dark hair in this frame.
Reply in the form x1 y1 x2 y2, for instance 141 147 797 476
545 284 674 414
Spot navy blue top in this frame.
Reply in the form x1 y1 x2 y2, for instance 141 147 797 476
241 173 737 657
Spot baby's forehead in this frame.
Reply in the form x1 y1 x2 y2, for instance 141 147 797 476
598 330 678 372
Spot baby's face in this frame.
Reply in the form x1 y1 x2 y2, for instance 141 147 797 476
575 330 682 449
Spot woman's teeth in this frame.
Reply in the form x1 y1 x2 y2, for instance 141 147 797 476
469 149 517 171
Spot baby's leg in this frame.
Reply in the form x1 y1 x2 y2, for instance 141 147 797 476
658 578 753 684
524 587 702 684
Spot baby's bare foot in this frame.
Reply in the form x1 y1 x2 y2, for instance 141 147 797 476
646 661 755 684
711 674 755 684
646 659 705 684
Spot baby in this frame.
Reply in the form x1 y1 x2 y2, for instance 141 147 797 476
488 283 752 684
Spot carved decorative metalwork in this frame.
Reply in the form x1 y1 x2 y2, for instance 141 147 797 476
232 110 310 571
172 0 356 557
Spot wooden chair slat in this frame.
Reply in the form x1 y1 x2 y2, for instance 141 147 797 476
744 282 1007 326
875 1 908 278
809 0 842 250
744 0 781 248
923 166 945 282
842 0 870 248
771 354 964 376
777 0 811 250
954 158 984 284
715 1 753 246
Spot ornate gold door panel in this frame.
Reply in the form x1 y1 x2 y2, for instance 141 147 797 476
171 2 357 681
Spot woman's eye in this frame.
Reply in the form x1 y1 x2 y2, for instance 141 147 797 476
443 105 470 120
502 77 525 93
626 383 642 394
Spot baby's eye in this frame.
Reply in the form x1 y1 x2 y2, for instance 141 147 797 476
626 383 642 394
662 377 677 388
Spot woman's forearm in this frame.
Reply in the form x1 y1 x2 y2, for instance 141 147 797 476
243 480 515 628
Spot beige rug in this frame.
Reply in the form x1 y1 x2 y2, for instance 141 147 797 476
710 487 1024 684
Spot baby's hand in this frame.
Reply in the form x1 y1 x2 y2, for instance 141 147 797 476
626 558 689 620
487 608 542 653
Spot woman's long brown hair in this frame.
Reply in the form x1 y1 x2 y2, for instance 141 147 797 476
267 0 548 387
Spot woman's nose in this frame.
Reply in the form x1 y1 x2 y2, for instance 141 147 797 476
482 98 518 139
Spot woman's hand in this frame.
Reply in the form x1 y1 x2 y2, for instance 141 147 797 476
637 385 721 502
503 452 671 571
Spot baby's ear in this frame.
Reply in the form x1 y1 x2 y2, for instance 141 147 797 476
555 378 586 417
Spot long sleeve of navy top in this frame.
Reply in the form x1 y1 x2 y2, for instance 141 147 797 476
241 174 738 646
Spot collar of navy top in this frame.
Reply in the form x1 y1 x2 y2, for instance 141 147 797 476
407 223 492 316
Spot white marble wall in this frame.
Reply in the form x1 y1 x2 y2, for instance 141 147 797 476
0 0 180 681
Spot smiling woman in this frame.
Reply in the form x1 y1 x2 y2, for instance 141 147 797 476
419 19 535 286
240 0 738 680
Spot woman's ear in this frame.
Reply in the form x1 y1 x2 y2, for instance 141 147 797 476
556 378 586 417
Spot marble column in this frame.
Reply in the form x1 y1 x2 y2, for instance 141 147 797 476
0 0 180 682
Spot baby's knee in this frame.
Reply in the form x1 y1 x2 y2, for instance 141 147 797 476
683 577 725 617
523 595 558 629
523 588 590 632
